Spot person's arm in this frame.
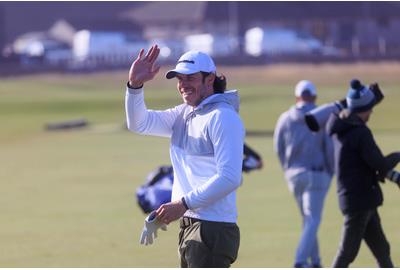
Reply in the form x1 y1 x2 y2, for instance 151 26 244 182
305 101 345 132
125 87 182 137
379 153 400 182
125 44 181 137
322 130 335 177
359 128 388 176
273 113 287 169
359 128 400 183
183 109 245 209
385 153 400 170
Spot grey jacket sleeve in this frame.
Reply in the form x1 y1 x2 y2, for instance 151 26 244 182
273 113 287 169
323 131 335 177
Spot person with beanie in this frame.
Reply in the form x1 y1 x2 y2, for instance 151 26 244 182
327 79 400 267
274 80 334 268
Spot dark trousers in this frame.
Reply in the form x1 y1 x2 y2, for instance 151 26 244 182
178 217 240 268
332 208 393 268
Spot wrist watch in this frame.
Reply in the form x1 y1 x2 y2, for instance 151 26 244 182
127 81 143 89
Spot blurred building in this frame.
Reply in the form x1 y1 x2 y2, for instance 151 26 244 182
122 1 400 58
0 1 143 52
1 1 400 70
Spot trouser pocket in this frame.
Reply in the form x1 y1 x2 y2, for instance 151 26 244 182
179 221 240 267
200 221 240 265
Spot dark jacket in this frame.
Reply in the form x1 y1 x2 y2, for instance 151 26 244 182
327 112 400 214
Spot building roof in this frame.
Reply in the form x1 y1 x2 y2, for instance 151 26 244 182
122 1 400 25
48 20 76 46
2 1 400 51
0 2 144 47
121 1 207 24
238 2 400 20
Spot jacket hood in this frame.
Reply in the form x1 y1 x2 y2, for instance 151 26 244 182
195 89 240 112
327 110 365 136
288 102 316 122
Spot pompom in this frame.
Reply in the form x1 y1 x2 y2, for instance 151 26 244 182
350 79 363 91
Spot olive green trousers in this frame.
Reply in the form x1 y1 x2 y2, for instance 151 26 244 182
178 217 240 268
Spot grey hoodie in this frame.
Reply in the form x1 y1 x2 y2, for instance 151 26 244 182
126 87 245 222
274 102 334 179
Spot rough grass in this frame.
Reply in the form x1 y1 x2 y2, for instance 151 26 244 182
0 62 399 267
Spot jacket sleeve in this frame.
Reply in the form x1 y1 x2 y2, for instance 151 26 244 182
323 130 335 177
125 87 181 138
381 152 400 180
359 128 387 176
273 113 287 169
384 152 400 170
183 109 244 209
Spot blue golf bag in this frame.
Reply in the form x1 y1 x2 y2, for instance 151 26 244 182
136 143 263 213
136 165 174 214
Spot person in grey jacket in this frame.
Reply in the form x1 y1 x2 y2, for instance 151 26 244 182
274 80 334 268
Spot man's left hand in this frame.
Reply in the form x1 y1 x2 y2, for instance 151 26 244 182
140 211 167 245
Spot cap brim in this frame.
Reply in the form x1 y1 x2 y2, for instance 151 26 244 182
165 67 200 79
165 70 178 79
296 90 317 97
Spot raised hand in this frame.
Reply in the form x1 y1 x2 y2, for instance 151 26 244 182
128 45 161 88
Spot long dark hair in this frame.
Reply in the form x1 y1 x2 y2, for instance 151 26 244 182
201 72 226 93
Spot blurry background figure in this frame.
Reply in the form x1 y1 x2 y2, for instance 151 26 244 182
274 80 334 268
137 143 263 214
327 79 400 268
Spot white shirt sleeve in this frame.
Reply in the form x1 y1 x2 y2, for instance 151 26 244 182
184 109 245 209
125 87 182 138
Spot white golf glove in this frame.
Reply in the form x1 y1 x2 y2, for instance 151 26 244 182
139 211 167 245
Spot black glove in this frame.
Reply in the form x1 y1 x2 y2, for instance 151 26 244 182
338 98 347 109
369 83 384 104
305 114 320 132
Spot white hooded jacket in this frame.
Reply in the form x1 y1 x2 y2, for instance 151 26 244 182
126 87 244 223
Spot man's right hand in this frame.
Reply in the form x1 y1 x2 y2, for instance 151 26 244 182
128 44 161 88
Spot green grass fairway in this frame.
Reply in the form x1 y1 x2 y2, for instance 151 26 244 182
1 63 399 267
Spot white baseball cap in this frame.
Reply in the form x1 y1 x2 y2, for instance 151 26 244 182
295 80 317 97
165 51 216 79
